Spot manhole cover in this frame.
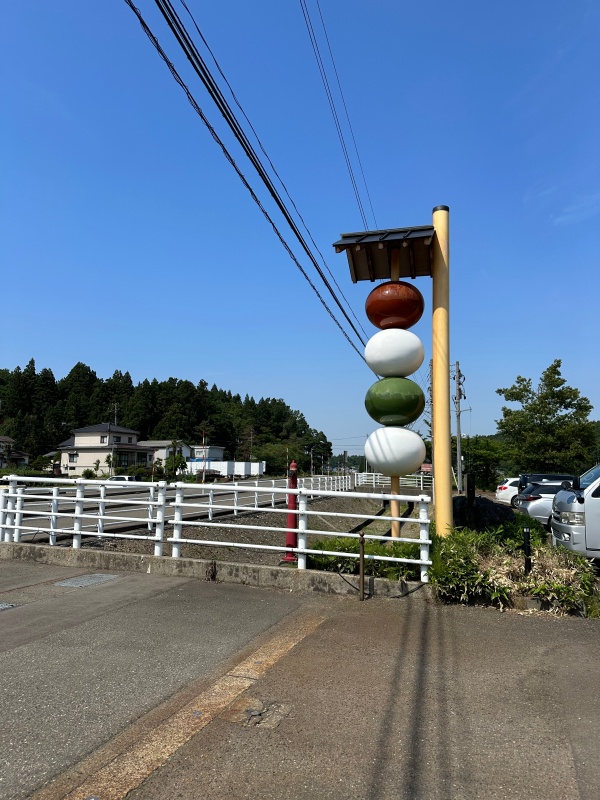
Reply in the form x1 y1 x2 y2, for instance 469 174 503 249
0 603 16 611
55 574 118 588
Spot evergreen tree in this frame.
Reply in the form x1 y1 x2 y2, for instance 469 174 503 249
496 360 595 473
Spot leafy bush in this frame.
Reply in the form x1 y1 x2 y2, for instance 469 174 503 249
307 536 422 581
430 521 599 616
81 468 95 479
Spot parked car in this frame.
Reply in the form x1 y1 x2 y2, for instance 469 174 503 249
551 463 600 557
107 475 140 483
495 478 520 507
517 473 574 494
516 482 565 530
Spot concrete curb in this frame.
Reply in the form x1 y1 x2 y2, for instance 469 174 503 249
0 543 433 601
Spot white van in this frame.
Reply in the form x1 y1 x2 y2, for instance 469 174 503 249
107 475 139 483
551 464 600 557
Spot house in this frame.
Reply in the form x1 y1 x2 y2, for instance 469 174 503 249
58 424 154 476
190 445 225 461
0 436 29 468
137 440 192 465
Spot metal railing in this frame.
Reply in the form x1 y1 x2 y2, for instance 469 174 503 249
0 474 432 582
355 471 433 491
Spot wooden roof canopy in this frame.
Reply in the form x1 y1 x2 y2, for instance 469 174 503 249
332 225 436 283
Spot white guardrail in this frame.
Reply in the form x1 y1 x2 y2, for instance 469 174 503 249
355 472 433 491
0 474 432 582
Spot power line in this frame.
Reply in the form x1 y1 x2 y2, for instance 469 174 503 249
312 0 378 228
148 0 368 351
177 0 369 341
299 0 370 229
123 0 366 361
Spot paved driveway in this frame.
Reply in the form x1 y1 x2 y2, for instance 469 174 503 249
1 561 600 800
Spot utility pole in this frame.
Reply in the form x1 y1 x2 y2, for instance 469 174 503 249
453 361 466 493
114 403 118 425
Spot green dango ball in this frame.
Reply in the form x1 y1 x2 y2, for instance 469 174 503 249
364 377 425 426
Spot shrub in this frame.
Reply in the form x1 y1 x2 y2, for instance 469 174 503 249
81 469 95 479
307 536 422 581
429 522 599 616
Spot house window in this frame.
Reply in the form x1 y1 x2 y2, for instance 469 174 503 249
137 453 147 464
128 437 133 443
100 436 107 443
68 454 78 463
113 436 121 443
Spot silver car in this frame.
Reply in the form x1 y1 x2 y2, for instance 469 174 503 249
517 482 565 530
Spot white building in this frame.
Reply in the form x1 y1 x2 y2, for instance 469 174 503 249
187 459 266 479
137 440 193 464
58 424 154 476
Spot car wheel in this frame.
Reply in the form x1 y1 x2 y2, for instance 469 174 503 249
510 495 518 508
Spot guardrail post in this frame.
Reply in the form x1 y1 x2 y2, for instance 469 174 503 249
171 483 184 558
271 479 275 507
154 481 167 557
14 488 24 543
208 488 214 521
233 482 238 516
97 484 106 537
73 480 85 549
0 490 7 543
419 499 430 583
282 461 298 564
49 487 59 546
297 488 308 570
359 533 365 601
4 478 17 542
147 485 155 532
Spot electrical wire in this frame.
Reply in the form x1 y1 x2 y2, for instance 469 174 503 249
299 0 370 229
149 0 368 350
312 0 378 228
177 0 369 342
123 0 366 361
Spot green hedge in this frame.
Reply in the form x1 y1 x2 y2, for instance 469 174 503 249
429 520 599 616
307 519 599 616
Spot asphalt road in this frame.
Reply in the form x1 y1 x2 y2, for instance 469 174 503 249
2 560 600 800
0 561 304 800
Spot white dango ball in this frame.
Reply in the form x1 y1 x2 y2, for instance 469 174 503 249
365 427 426 477
364 329 425 377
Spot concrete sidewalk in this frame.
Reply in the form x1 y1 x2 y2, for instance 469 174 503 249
2 561 600 800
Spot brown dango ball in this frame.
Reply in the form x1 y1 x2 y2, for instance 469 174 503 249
365 281 424 330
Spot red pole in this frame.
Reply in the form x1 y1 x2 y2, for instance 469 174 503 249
281 460 298 563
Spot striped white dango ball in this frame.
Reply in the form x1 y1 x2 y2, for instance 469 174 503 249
364 329 424 377
365 427 426 477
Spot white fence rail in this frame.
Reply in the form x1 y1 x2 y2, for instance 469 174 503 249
0 474 432 582
355 472 433 491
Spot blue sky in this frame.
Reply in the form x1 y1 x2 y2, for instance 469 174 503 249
2 0 600 456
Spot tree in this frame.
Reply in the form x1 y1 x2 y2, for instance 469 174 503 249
496 360 596 474
165 440 187 479
460 435 508 490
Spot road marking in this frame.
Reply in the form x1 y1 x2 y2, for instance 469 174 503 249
35 610 324 800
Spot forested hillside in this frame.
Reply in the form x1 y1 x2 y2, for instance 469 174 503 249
0 360 331 473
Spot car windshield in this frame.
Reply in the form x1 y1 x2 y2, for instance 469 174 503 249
580 464 600 489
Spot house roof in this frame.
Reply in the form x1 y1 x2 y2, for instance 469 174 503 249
0 435 15 444
71 423 139 435
137 440 190 448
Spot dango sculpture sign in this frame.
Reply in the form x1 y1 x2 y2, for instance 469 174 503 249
333 206 453 534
